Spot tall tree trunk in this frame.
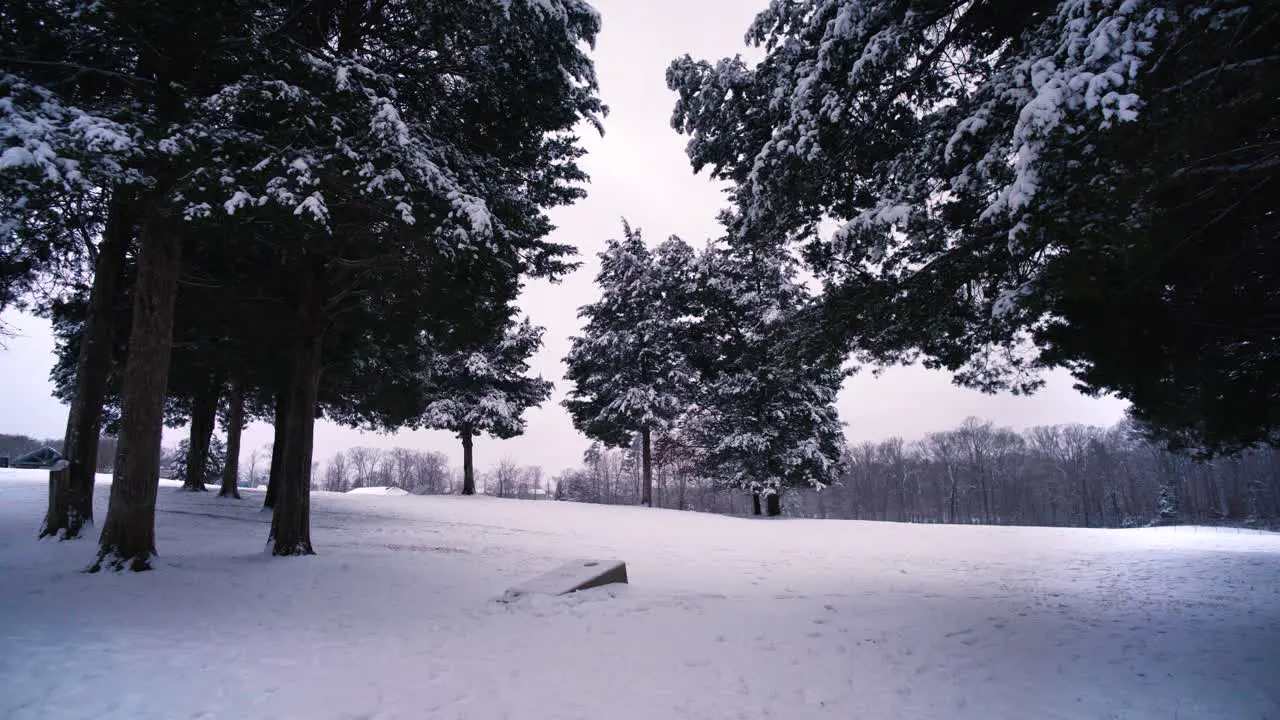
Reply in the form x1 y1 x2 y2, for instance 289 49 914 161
219 375 244 498
180 383 220 491
640 426 653 507
270 261 325 556
264 389 289 510
751 491 762 516
1079 473 1091 527
460 429 476 496
766 492 782 517
92 213 182 573
42 192 132 540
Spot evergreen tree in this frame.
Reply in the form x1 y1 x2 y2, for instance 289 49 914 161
666 0 1280 457
685 237 847 516
207 0 601 557
8 0 605 569
4 0 226 549
563 222 698 506
169 435 227 489
419 316 555 496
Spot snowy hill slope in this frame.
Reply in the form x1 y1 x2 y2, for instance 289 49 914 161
0 468 1277 719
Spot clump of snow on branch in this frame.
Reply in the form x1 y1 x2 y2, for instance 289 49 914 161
420 317 552 439
983 0 1168 222
0 75 142 200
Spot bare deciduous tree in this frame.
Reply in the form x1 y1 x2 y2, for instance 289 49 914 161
554 417 1280 529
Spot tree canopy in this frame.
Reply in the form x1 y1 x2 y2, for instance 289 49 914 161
667 0 1280 457
3 0 605 568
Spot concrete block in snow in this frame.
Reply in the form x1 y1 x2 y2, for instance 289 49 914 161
502 559 628 601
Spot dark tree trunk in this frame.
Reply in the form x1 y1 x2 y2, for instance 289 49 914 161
751 491 762 516
219 375 244 498
640 426 653 507
1079 474 1091 528
92 212 182 573
270 261 325 556
42 192 132 540
460 429 476 495
180 383 220 491
264 389 289 510
766 492 782 517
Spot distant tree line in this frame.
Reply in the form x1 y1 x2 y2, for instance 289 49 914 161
555 418 1280 530
311 445 547 500
479 459 549 500
315 447 451 496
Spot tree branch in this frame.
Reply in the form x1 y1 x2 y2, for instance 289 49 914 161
0 57 155 87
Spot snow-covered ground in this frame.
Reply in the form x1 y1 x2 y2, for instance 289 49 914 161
1 468 1277 720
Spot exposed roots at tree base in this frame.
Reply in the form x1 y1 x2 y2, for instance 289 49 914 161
269 539 316 557
39 508 92 541
218 489 242 499
38 523 92 542
87 549 154 573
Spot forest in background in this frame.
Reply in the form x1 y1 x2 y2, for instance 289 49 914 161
7 410 1280 532
554 418 1280 530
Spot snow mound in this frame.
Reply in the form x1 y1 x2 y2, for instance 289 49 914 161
345 485 409 496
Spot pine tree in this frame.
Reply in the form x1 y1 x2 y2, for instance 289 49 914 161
419 316 554 496
169 435 227 489
684 238 847 516
5 1 191 549
9 0 605 568
209 0 602 557
563 222 698 506
666 0 1280 457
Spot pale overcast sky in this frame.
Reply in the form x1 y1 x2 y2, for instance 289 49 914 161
0 0 1128 476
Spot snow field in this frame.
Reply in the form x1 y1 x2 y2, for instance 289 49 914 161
0 468 1277 719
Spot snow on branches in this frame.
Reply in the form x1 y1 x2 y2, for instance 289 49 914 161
565 220 848 498
682 243 848 496
563 223 699 447
0 75 142 224
668 0 1206 256
665 0 1243 395
419 317 553 440
183 54 495 240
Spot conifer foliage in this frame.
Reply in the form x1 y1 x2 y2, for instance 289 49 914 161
419 316 554 496
666 0 1280 457
564 220 847 512
563 222 699 506
684 242 848 516
3 0 604 569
